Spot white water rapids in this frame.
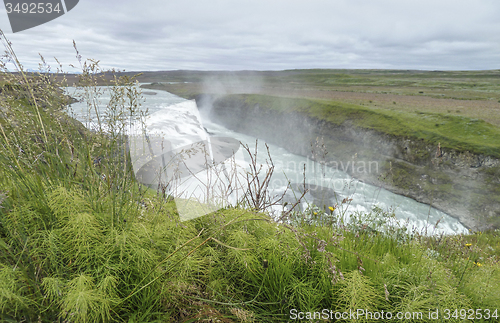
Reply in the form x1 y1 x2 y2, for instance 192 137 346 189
66 86 468 235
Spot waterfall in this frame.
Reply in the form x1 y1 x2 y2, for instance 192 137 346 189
66 86 469 235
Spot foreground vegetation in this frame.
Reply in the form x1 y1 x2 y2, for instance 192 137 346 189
1 39 499 321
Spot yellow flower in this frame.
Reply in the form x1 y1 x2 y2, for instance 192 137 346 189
475 262 482 267
314 212 318 215
465 243 472 247
328 206 335 212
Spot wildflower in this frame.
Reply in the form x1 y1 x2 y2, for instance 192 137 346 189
474 262 482 267
317 240 327 252
465 243 472 247
314 212 318 215
328 206 335 212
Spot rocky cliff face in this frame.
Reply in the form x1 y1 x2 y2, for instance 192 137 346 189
195 94 500 231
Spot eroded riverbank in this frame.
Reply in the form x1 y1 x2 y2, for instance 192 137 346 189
142 81 500 231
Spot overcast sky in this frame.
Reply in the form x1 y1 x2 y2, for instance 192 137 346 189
1 0 500 72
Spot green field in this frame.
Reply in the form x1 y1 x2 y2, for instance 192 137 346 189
238 94 500 158
142 69 500 159
137 68 500 102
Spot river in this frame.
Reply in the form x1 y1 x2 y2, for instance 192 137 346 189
66 85 468 235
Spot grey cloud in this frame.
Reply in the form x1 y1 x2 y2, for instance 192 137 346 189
1 0 500 71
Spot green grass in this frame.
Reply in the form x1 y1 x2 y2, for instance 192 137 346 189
1 37 499 322
143 80 500 157
136 68 500 100
3 182 499 321
141 69 500 127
